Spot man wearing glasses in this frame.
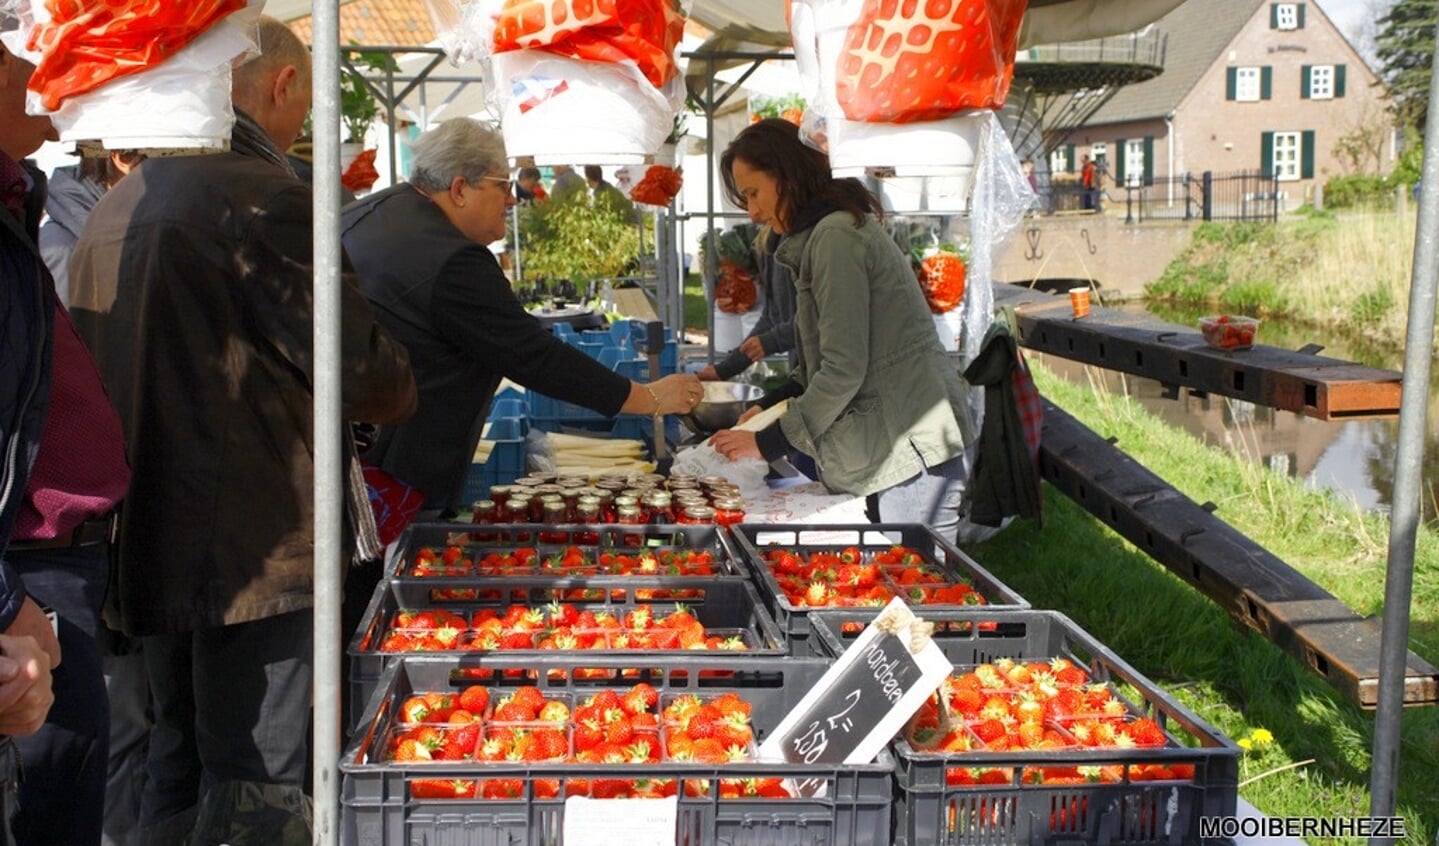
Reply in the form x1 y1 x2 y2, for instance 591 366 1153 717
341 118 701 525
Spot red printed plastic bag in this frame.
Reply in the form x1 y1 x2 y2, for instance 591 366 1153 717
833 0 1028 123
26 0 247 111
493 0 685 89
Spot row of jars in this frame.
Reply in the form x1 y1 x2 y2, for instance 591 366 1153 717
470 471 746 533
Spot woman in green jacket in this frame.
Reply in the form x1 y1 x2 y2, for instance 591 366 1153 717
709 119 979 539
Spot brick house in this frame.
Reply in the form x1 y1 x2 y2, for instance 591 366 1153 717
1054 0 1394 208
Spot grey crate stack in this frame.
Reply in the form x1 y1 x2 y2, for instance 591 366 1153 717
340 520 1240 845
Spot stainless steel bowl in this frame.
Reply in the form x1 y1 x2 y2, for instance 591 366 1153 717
679 381 765 434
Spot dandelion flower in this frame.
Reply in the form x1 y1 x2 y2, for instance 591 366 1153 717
1251 728 1274 745
1238 737 1254 751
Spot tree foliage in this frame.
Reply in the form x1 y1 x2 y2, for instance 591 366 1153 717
1374 0 1437 133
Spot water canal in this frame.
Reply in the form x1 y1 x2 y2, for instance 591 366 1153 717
1033 303 1439 523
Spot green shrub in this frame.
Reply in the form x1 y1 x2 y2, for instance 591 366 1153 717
1223 279 1288 316
516 192 644 290
1323 174 1393 209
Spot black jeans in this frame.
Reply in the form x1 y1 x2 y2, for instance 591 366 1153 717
139 610 313 846
7 542 109 846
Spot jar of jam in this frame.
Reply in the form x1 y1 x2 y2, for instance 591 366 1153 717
503 496 533 542
711 496 746 527
539 500 570 544
678 505 716 525
641 491 675 525
573 502 601 545
469 499 499 542
616 503 646 546
557 476 587 490
487 485 512 508
667 472 696 488
512 475 544 489
534 493 565 523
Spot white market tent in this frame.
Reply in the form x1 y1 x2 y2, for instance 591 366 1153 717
297 2 1429 841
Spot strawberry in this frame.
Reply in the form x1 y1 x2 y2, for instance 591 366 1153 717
492 701 536 722
458 685 490 715
603 712 636 746
573 716 604 752
834 0 1026 124
690 738 727 764
391 738 432 762
412 777 476 799
621 683 659 716
509 686 546 714
530 728 570 761
916 246 967 313
480 778 523 799
538 700 570 723
586 689 623 712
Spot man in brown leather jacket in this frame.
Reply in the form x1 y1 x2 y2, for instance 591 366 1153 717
67 17 416 846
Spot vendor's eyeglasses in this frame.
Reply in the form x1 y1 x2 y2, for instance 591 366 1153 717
479 175 514 194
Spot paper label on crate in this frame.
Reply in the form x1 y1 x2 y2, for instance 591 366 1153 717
562 795 678 845
758 597 952 797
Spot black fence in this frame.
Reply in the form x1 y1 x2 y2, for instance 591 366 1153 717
1118 170 1283 223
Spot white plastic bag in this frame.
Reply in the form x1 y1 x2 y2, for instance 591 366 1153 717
670 443 770 501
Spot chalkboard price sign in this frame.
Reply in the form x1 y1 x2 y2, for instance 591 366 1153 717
758 598 952 796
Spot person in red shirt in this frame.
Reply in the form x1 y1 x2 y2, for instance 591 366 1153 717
1080 154 1098 211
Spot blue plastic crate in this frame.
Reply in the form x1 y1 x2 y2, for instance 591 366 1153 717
459 417 527 504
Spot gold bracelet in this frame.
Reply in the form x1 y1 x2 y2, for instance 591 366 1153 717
644 383 661 414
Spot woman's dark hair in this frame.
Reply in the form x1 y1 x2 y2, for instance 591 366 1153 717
720 118 881 230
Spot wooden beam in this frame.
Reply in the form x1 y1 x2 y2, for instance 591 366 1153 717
1038 398 1438 708
996 284 1403 421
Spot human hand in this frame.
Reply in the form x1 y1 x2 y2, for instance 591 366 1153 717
736 405 762 425
739 337 765 362
708 429 760 461
696 365 720 382
0 634 55 736
10 598 60 670
647 373 705 415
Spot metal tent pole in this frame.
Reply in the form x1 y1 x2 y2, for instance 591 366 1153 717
311 0 343 842
1366 21 1439 844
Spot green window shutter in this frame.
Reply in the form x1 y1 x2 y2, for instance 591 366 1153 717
1144 137 1155 184
1261 132 1274 175
1066 144 1076 173
1300 65 1311 98
1335 64 1346 97
1226 67 1237 100
1301 130 1316 178
1262 67 1273 100
1297 3 1305 28
1270 3 1279 28
1115 139 1126 184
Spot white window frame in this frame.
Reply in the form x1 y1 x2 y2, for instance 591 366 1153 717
1309 64 1334 99
1235 67 1261 102
1272 132 1301 181
1124 139 1145 187
1050 148 1070 174
1275 3 1299 30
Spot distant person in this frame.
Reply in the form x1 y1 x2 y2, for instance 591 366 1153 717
584 164 637 221
515 166 547 204
549 164 585 199
1081 154 1098 211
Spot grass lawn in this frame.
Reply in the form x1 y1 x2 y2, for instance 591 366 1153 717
965 360 1438 844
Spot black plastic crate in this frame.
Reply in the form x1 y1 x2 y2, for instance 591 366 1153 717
341 656 895 846
725 523 1029 654
348 577 788 731
391 521 746 580
810 609 1240 845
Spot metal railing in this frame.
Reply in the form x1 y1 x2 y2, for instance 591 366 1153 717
1120 170 1282 223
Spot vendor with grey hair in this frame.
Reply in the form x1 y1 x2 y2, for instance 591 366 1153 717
342 118 702 515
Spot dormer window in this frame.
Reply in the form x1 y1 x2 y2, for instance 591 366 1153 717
1272 3 1304 30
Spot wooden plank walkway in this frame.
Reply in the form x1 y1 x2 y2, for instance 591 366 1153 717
995 284 1403 420
1038 398 1438 708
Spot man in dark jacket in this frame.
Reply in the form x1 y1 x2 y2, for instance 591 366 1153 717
68 17 416 846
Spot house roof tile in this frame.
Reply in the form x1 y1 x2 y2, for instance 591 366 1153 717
288 0 436 48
